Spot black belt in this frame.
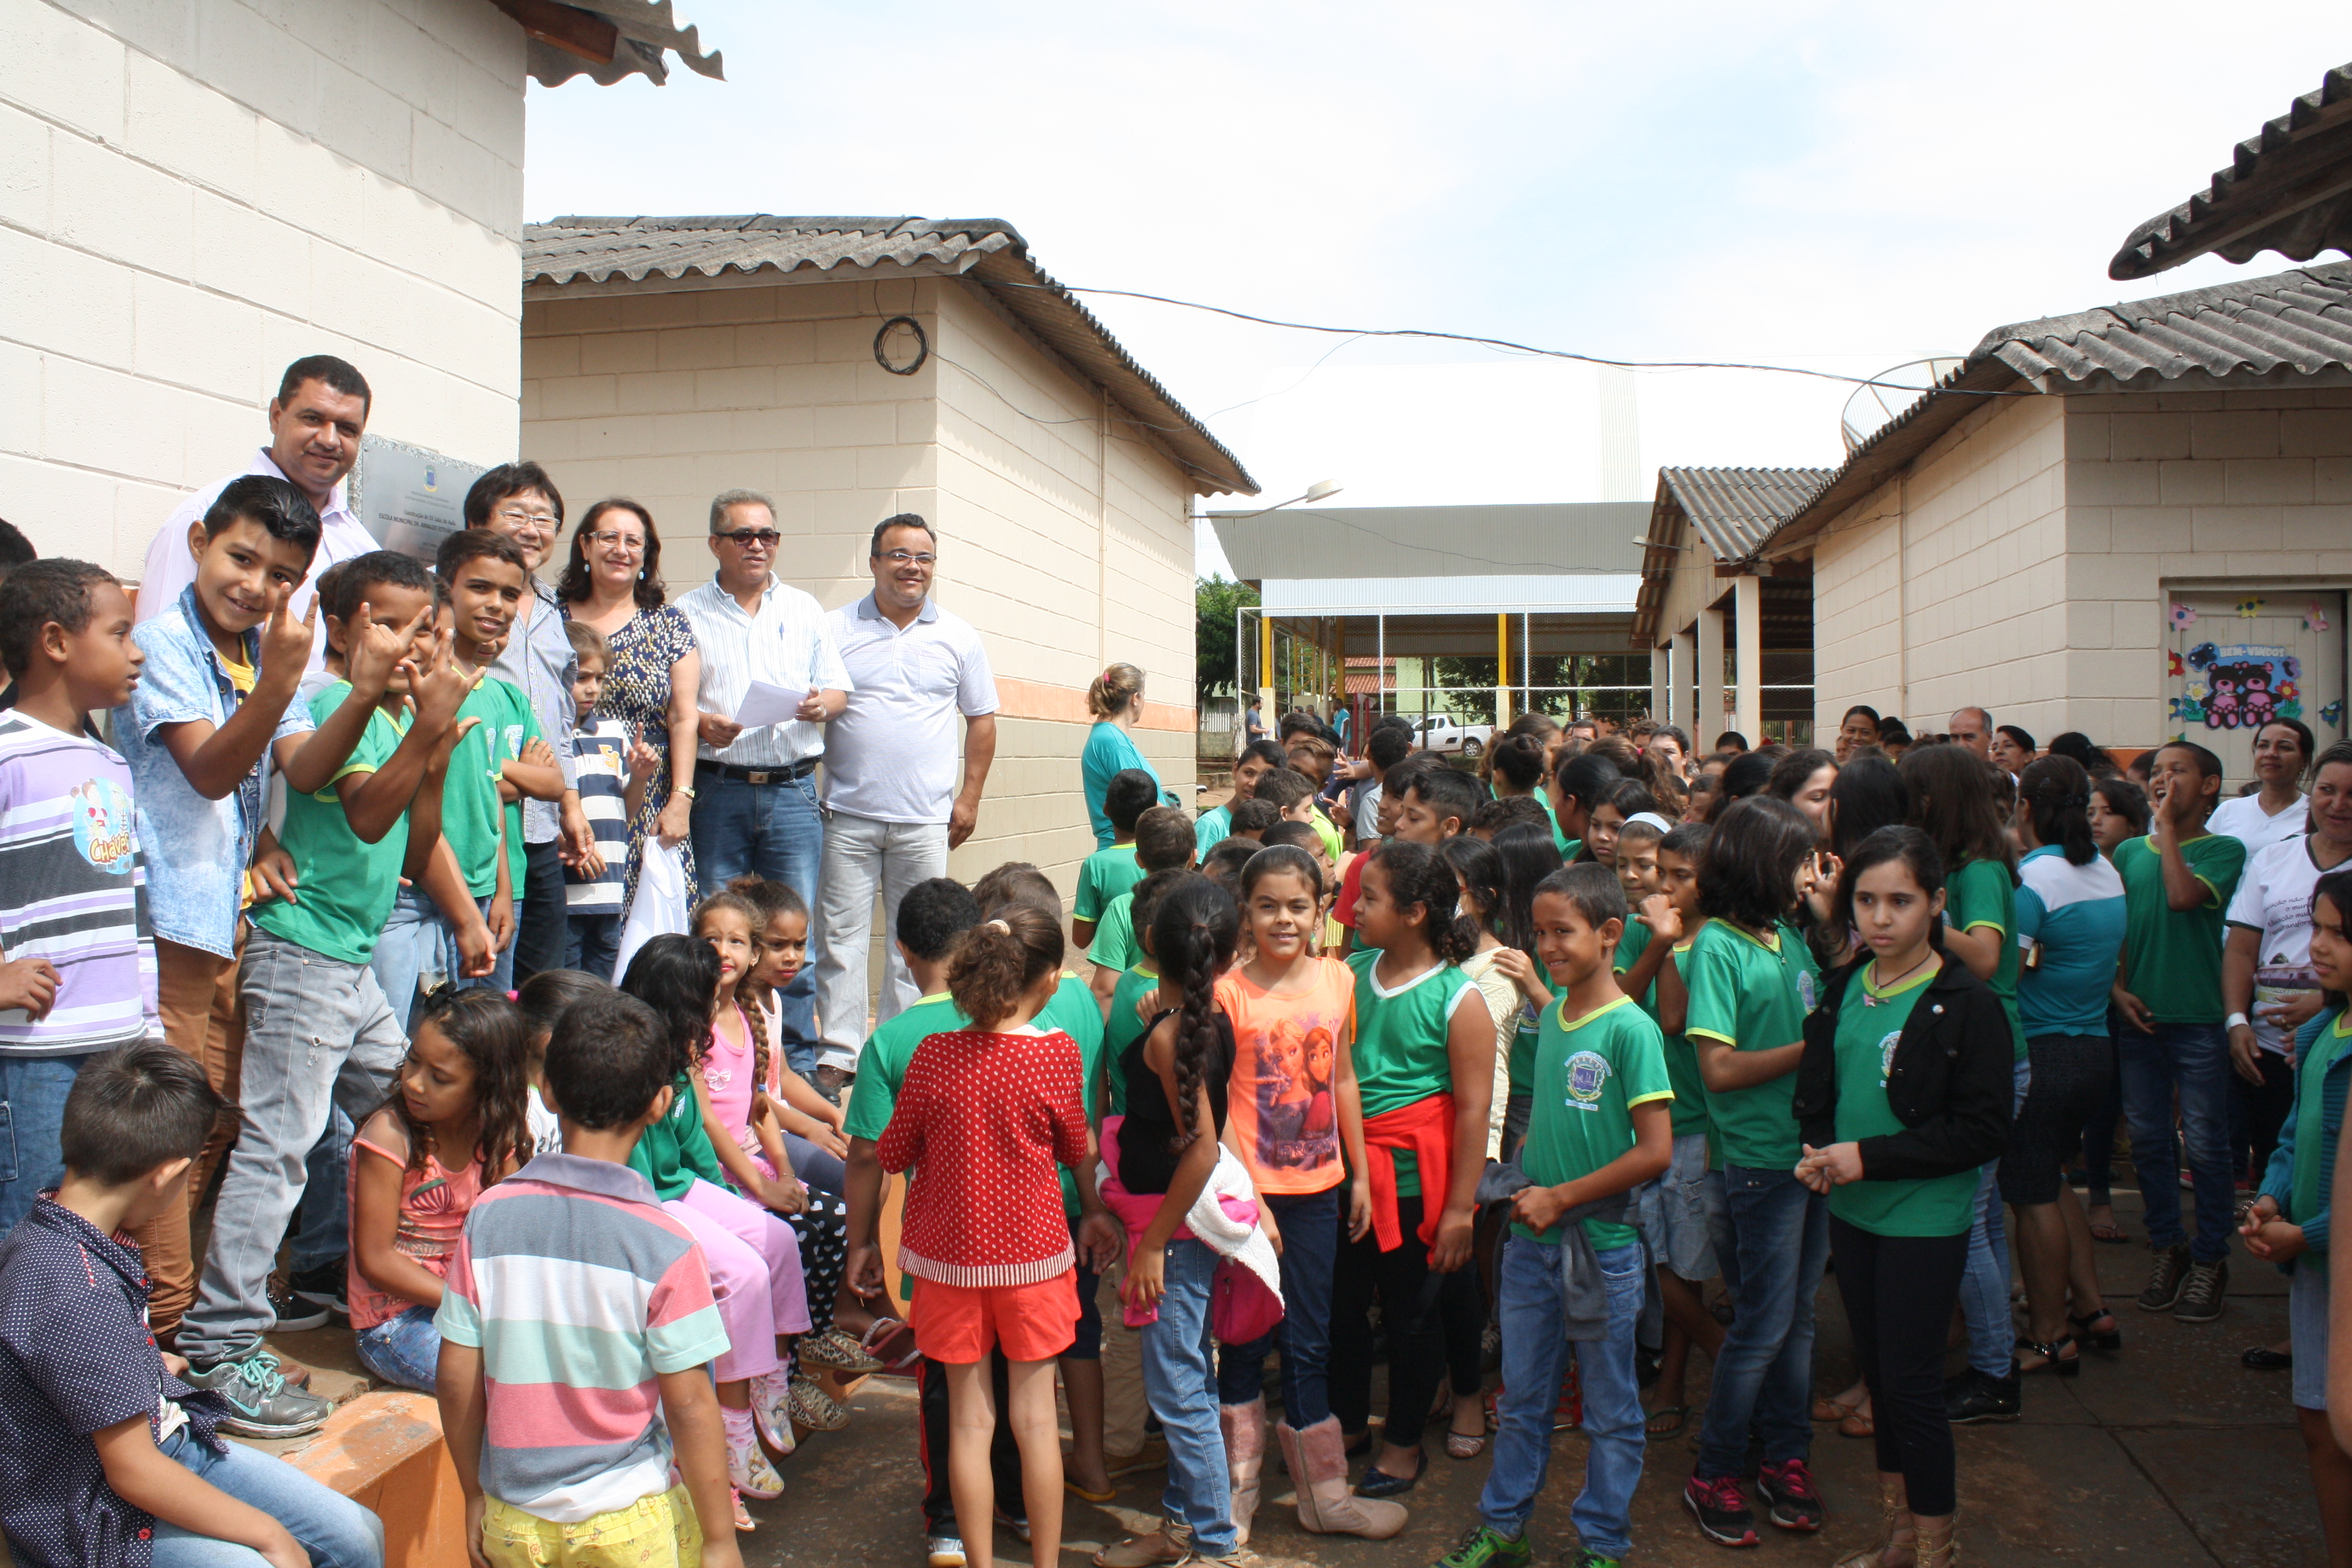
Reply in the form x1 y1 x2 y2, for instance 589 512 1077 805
696 757 818 785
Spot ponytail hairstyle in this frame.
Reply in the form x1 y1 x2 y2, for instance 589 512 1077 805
1489 731 1548 794
1696 795 1819 932
1636 746 1688 818
1241 842 1323 903
1439 833 1507 931
397 987 536 1183
1900 742 2017 877
1371 838 1481 963
2019 755 2099 867
1087 662 1145 720
1147 878 1241 1139
1492 818 1566 958
946 902 1064 1029
1830 825 1948 944
619 933 724 1080
1552 752 1622 835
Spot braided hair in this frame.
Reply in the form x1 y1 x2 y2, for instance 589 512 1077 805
1371 838 1481 963
1147 878 1240 1140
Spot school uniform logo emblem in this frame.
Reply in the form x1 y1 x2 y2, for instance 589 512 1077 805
1564 1050 1612 1111
70 780 134 874
1797 970 1819 1011
1877 1030 1901 1088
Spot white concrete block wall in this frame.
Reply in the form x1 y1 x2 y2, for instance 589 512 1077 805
0 0 525 574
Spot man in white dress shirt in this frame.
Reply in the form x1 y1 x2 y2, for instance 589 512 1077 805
137 356 377 673
679 488 852 1061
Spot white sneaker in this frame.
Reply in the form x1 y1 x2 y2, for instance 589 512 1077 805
926 1534 967 1567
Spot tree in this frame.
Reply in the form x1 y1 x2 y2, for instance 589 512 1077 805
1196 574 1259 703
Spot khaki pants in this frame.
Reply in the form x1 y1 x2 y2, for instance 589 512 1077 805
139 932 246 1338
1098 1260 1148 1455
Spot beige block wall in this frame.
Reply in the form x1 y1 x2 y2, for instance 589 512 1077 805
521 270 1203 906
0 0 526 573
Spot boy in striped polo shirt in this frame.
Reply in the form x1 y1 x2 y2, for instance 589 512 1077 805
437 988 739 1566
561 622 643 981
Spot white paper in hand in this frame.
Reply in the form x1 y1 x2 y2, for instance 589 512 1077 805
734 679 805 729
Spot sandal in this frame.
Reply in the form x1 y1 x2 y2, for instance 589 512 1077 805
2069 1307 2122 1351
2089 1217 2129 1244
1839 1405 1876 1439
1356 1448 1426 1498
1645 1403 1691 1438
1445 1429 1487 1460
1093 1530 1189 1568
860 1316 922 1377
1064 1475 1119 1503
2016 1333 2081 1378
730 1487 756 1534
1813 1389 1867 1423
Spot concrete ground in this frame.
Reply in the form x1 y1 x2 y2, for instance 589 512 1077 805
740 1187 2324 1567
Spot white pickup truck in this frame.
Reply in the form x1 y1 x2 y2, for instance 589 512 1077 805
1414 714 1493 758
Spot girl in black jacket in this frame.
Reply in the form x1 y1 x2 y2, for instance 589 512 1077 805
1792 826 2013 1568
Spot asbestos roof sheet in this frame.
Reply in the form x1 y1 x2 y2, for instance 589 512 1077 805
2111 63 2352 281
523 217 1255 496
1749 261 2352 563
1630 467 1830 647
1206 502 1650 584
528 2 724 88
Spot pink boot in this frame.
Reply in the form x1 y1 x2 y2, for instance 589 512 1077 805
1286 1416 1407 1539
1220 1399 1265 1546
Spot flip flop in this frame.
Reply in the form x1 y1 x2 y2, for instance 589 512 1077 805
1839 1408 1877 1439
1064 1476 1119 1504
860 1316 921 1377
1445 1428 1487 1460
1812 1391 1865 1423
1645 1403 1691 1438
2089 1221 2129 1244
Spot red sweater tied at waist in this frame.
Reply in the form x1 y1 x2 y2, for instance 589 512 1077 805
1361 1093 1455 1253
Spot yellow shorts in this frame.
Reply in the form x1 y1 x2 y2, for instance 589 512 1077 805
481 1483 704 1567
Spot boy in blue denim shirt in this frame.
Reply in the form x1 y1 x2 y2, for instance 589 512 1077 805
111 476 415 1341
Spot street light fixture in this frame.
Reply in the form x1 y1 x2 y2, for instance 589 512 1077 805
1222 478 1345 522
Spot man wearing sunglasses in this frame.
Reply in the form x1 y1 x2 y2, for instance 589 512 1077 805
678 488 851 1058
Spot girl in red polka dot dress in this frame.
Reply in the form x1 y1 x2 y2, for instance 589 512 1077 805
878 904 1123 1568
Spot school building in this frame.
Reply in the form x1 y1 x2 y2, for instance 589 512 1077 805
1204 500 1655 736
518 216 1258 891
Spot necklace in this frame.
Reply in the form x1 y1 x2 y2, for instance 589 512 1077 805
1863 950 1934 1005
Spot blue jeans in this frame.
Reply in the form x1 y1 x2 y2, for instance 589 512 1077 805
0 1054 92 1236
153 1423 384 1566
1137 1237 1236 1557
1217 1187 1338 1423
1959 1057 2032 1378
691 769 820 1047
370 885 445 1034
1696 1164 1831 1477
566 911 621 982
354 1302 440 1391
289 1105 354 1274
1482 1236 1646 1558
2117 1021 2233 1262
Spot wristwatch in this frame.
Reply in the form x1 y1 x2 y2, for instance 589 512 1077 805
675 783 697 800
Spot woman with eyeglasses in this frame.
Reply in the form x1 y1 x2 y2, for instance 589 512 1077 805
559 498 701 898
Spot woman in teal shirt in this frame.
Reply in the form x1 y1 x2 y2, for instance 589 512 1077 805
1081 662 1171 847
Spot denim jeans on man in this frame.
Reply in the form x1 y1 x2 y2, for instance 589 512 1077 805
354 1302 440 1392
1696 1164 1831 1478
178 930 407 1367
0 1055 93 1235
1957 1057 2032 1378
370 886 445 1035
289 1106 354 1276
154 1422 385 1567
2117 1021 2235 1262
1138 1237 1238 1558
566 912 621 983
692 767 821 1052
1481 1235 1647 1560
1215 1188 1338 1422
812 813 949 1068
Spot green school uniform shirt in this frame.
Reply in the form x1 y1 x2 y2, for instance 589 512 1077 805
2115 831 2249 1024
1102 963 1161 1117
1945 857 2026 1060
1681 918 1820 1171
1194 804 1233 858
1662 939 1710 1139
252 684 410 965
1612 920 1654 993
1828 964 1977 1237
1508 1006 1541 1102
841 991 965 1304
1074 843 1145 923
439 673 542 900
1038 973 1108 1220
627 1070 730 1201
1088 893 1138 973
1347 949 1478 1198
1310 807 1345 864
1515 994 1673 1249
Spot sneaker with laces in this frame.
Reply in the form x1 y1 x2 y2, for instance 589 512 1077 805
1756 1459 1824 1532
1434 1524 1533 1568
181 1353 333 1438
926 1535 967 1568
749 1371 798 1457
2174 1256 2229 1323
2137 1242 2192 1312
1682 1472 1757 1547
1570 1553 1624 1568
266 1276 327 1332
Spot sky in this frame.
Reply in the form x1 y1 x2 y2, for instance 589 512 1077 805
523 4 2351 575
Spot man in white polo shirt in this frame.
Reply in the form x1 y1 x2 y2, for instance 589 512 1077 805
679 488 851 1062
137 355 379 673
812 514 998 1071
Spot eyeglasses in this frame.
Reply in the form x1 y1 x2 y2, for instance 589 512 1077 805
587 531 646 557
492 506 558 532
715 529 781 549
879 549 936 567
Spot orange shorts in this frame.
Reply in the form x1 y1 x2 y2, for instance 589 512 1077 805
909 1271 1079 1364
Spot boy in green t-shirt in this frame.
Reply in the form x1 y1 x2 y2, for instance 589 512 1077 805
2112 739 2249 1321
1088 806 1194 1006
176 551 479 1424
1447 864 1668 1568
430 532 564 999
1074 769 1158 949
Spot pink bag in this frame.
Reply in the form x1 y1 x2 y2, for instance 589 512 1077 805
1212 1258 1284 1343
